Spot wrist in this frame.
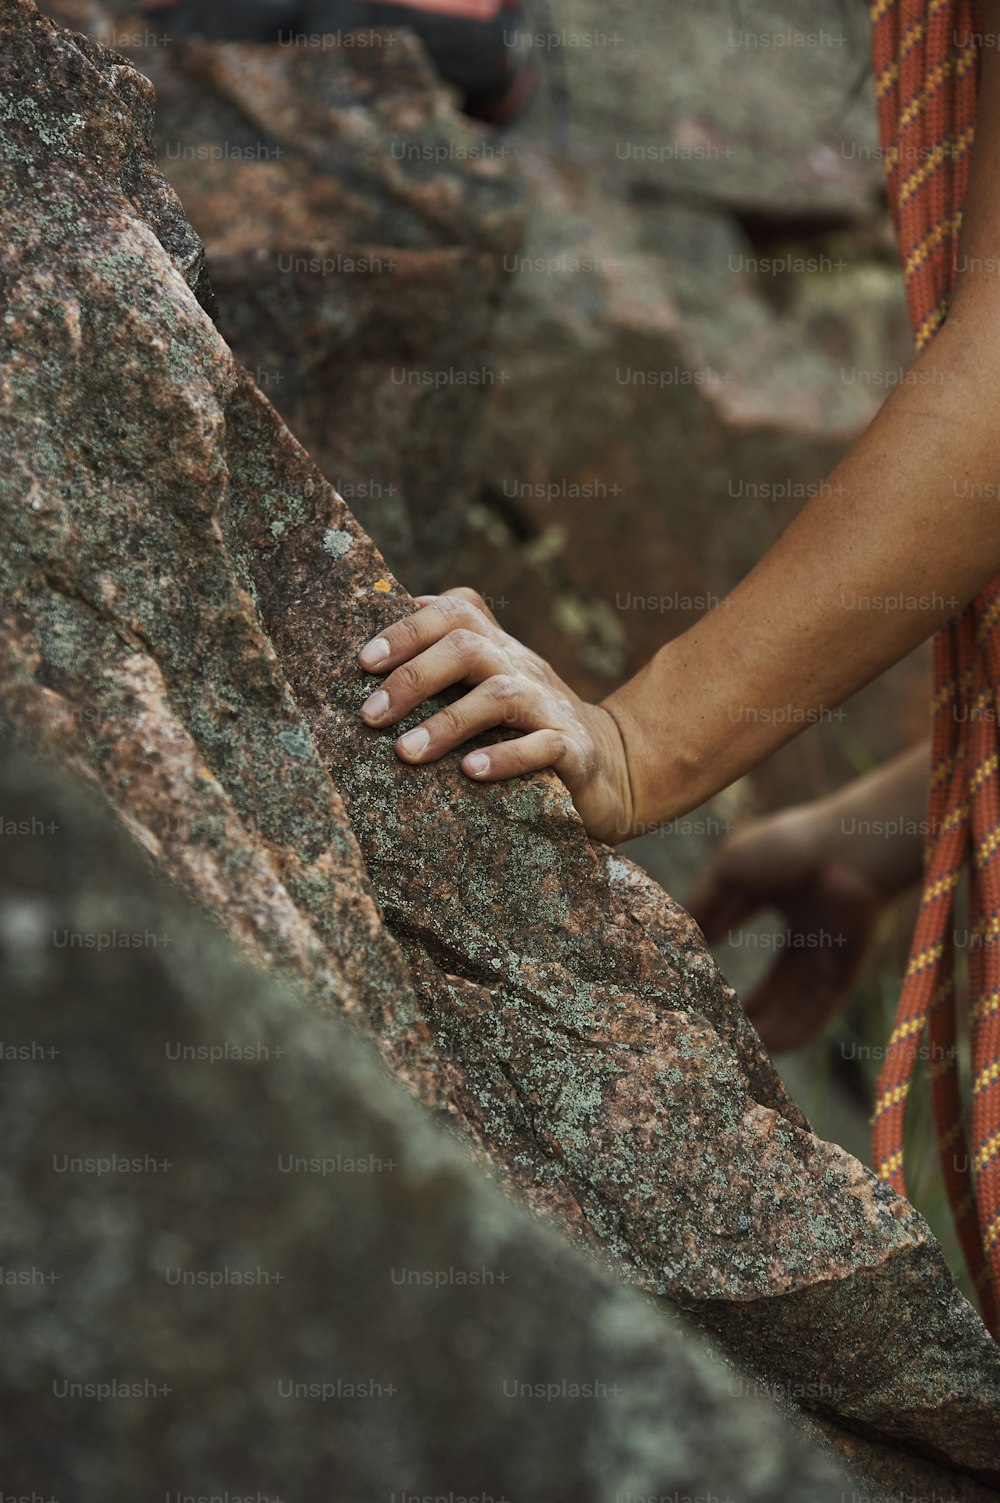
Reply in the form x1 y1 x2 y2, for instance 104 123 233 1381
599 675 708 835
601 635 749 831
583 701 637 844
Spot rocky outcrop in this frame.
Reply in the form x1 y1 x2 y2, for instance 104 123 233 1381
36 1 921 718
2 4 999 1498
39 0 527 592
523 0 886 218
0 735 854 1503
36 0 930 835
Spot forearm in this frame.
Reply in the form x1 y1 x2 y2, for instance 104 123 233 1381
603 313 1000 831
807 741 929 898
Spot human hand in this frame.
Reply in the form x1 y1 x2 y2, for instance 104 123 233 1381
357 587 635 844
686 804 885 1052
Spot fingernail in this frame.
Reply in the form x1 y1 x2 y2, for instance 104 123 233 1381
398 727 430 759
466 752 490 777
359 636 391 669
360 689 390 722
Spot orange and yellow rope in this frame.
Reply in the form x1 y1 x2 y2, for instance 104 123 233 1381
870 0 1000 1335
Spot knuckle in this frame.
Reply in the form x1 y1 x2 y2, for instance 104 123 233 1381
522 659 549 684
436 594 474 626
489 675 523 727
392 613 423 654
433 702 466 741
545 729 568 763
390 661 424 698
487 672 518 703
509 739 533 773
448 585 487 610
448 627 484 657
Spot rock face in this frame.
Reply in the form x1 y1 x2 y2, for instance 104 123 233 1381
512 0 886 221
39 0 527 593
0 738 852 1503
35 0 919 708
1 4 1000 1499
36 0 929 819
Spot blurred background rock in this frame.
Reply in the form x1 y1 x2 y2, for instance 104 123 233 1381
37 0 958 1288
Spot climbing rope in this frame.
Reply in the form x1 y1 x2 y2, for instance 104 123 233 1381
869 0 1000 1335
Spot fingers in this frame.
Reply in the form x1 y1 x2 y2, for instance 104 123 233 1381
740 868 878 1052
357 585 584 790
460 728 583 785
360 631 507 728
420 586 501 628
358 592 497 673
686 826 794 943
744 950 844 1054
390 676 553 765
686 870 760 944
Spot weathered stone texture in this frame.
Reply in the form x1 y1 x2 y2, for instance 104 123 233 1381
38 0 527 591
1 5 999 1497
0 738 852 1503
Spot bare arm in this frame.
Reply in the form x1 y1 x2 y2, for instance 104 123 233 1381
357 11 1000 844
809 740 930 898
678 742 928 1050
608 11 1000 829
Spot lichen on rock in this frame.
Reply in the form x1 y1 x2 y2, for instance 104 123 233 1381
2 3 1000 1498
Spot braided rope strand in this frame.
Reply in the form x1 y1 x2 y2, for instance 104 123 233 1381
869 0 1000 1333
